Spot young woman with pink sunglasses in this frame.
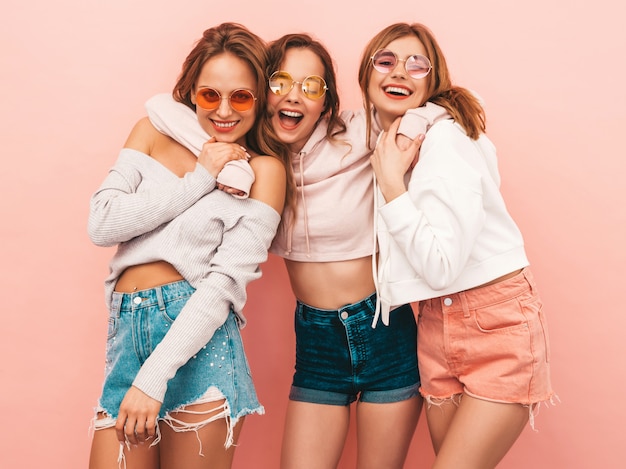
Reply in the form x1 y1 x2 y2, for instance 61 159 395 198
364 23 556 468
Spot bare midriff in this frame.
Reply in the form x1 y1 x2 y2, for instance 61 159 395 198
114 260 184 293
285 256 376 310
471 268 524 291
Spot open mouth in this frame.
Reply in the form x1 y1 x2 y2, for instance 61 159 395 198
384 86 412 97
278 110 304 128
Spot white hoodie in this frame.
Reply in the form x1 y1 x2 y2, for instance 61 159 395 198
376 116 529 315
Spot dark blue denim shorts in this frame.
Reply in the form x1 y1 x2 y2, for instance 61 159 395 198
290 292 420 405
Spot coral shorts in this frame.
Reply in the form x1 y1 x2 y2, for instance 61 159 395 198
417 268 554 405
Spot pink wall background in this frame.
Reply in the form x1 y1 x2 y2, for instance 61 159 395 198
1 1 624 467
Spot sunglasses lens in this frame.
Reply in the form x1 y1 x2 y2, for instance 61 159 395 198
196 88 221 110
302 76 327 100
269 71 293 96
372 49 397 73
229 89 256 111
406 55 432 79
196 88 255 111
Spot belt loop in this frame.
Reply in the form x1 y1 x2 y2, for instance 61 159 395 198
365 293 376 314
522 268 535 294
459 291 470 318
155 285 165 311
297 301 306 321
110 293 122 318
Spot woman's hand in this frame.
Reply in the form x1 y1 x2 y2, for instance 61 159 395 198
218 184 246 197
197 136 250 178
371 118 424 203
115 386 161 445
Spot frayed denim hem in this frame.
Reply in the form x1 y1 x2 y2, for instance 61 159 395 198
421 391 560 431
91 396 264 469
526 394 560 431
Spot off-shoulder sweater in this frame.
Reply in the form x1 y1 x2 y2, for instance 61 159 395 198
88 149 280 402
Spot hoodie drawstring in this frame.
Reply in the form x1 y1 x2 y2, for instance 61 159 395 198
285 151 311 258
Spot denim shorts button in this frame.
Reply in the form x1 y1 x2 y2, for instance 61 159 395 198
133 297 142 305
443 297 453 306
340 311 349 320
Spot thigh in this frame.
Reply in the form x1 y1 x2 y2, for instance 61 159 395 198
159 401 245 469
355 396 422 469
424 394 462 454
433 394 528 469
280 400 350 469
89 420 159 469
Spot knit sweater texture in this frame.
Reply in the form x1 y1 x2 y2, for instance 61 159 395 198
88 148 280 401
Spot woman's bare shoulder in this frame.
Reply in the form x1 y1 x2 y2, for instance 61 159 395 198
123 116 161 154
248 155 286 213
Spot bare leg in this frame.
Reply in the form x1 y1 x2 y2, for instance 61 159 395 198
280 400 350 469
355 396 422 469
424 394 461 454
89 413 159 469
159 400 244 469
429 394 528 469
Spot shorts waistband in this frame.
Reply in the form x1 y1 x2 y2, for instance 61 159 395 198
296 292 377 318
110 280 194 314
434 268 536 312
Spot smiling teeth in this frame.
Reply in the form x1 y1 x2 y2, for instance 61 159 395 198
214 121 237 128
385 86 410 96
280 110 303 118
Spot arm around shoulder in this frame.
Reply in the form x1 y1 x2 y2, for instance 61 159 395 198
248 156 286 214
145 93 206 156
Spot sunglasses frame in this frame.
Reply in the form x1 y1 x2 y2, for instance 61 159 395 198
370 49 432 79
268 71 328 100
195 87 257 112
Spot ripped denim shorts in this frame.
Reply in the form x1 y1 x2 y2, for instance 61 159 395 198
93 280 263 446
